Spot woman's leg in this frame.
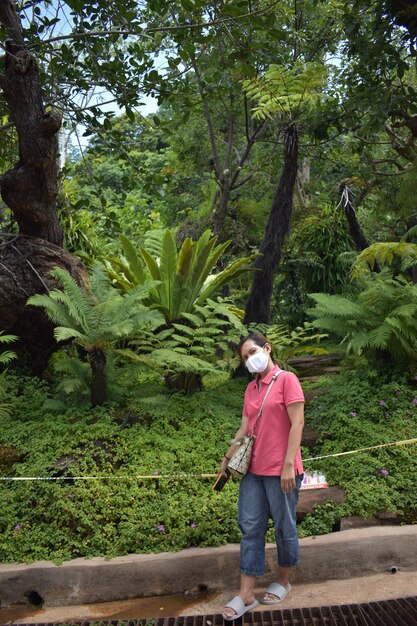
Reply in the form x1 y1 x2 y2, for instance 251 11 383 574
223 473 269 617
263 474 302 601
238 473 270 577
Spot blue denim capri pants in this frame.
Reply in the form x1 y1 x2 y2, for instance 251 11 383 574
238 472 303 576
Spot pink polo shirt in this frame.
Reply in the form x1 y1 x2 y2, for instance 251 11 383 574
242 365 304 476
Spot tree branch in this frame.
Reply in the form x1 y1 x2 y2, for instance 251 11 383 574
0 0 25 46
231 173 254 190
372 158 407 169
30 2 282 48
373 168 412 177
192 55 221 176
222 111 234 173
229 119 268 188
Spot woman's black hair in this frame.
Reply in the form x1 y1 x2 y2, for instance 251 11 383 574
237 332 273 358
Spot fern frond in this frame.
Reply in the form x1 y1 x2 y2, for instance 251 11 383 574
0 350 17 366
171 323 195 336
181 312 203 326
27 293 76 328
150 348 219 373
0 332 18 345
53 327 85 343
49 267 92 330
243 61 327 121
90 263 116 302
142 229 166 258
352 242 417 278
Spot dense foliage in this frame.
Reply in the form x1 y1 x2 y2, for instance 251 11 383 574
0 363 416 564
1 0 417 567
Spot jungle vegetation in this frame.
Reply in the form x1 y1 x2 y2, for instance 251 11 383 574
0 0 416 562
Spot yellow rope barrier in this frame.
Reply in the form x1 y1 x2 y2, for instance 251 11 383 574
1 438 416 482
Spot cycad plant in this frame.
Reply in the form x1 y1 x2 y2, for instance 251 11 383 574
308 269 417 366
106 229 259 321
27 265 162 406
122 298 245 394
103 229 255 392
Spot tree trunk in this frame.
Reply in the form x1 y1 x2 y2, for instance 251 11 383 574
0 1 63 245
212 179 230 237
338 183 372 252
0 0 85 372
89 349 107 407
244 123 299 324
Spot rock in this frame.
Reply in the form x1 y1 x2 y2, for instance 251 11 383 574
297 486 347 522
340 511 400 531
287 353 341 376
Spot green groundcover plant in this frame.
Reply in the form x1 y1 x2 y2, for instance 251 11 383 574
0 363 416 563
298 366 417 537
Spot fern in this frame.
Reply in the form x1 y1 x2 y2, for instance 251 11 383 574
242 61 327 121
252 322 328 365
308 269 417 365
27 265 160 405
352 242 417 278
142 228 166 258
0 333 18 417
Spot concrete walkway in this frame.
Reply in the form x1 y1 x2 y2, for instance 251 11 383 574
1 526 416 624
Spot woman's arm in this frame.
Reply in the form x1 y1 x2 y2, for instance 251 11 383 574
281 401 305 493
218 415 249 475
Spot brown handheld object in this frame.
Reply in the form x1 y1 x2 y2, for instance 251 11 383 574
213 468 231 491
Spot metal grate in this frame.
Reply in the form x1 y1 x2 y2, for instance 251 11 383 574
11 596 417 626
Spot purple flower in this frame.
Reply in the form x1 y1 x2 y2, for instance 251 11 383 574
379 400 386 406
381 469 389 476
157 524 165 532
14 524 22 531
350 411 357 417
395 390 401 397
190 522 197 528
412 398 417 405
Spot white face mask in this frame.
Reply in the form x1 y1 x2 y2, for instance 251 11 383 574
246 348 269 374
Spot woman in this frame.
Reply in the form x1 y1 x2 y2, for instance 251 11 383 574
220 332 305 621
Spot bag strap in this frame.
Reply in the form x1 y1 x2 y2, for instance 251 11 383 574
251 369 282 435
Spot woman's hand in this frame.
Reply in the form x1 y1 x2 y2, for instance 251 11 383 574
280 462 296 493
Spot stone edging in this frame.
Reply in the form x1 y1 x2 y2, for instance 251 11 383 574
0 526 416 608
